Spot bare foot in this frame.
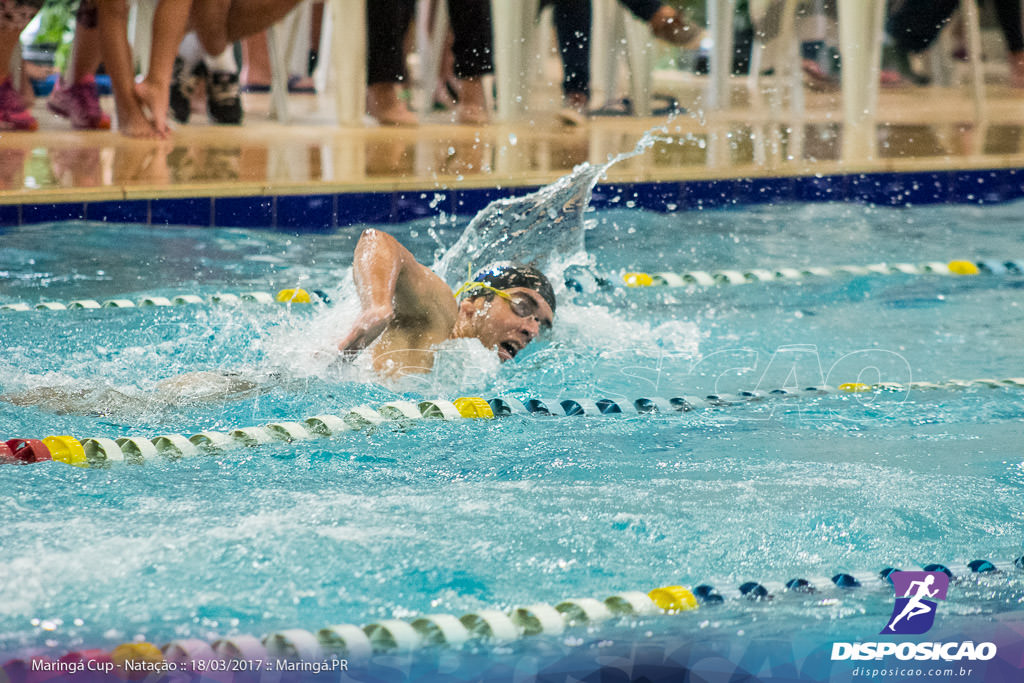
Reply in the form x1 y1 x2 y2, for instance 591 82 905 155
455 77 488 125
367 82 418 126
456 105 488 125
115 101 163 139
134 79 171 136
649 6 702 49
558 91 589 126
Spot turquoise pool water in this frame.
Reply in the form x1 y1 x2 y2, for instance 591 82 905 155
1 197 1023 669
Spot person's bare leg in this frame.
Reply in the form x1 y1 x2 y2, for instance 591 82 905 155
67 2 103 82
191 0 232 58
0 17 40 131
0 28 23 83
191 0 303 55
225 0 304 43
135 0 195 135
240 32 271 88
96 0 160 137
47 0 112 129
0 2 41 84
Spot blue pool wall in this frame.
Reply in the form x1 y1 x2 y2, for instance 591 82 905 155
2 168 1024 230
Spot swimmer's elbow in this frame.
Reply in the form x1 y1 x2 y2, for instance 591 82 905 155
356 228 397 252
354 230 405 266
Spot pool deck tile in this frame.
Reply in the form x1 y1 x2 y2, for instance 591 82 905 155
276 194 336 232
214 196 275 229
21 201 87 224
85 199 150 224
149 197 213 227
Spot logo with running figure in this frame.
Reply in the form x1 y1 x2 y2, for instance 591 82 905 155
882 571 949 635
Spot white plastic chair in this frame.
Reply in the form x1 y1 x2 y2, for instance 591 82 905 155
128 0 157 75
266 0 314 122
746 0 804 116
487 0 660 121
413 0 450 115
489 0 544 121
311 0 366 125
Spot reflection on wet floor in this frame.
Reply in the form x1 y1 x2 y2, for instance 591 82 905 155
2 87 1024 201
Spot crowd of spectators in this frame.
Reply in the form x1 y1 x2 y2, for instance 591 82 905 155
0 0 1020 137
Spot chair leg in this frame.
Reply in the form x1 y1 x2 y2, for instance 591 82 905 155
267 25 290 122
414 0 450 115
329 0 366 125
622 10 652 116
129 0 157 75
960 0 986 122
491 0 539 121
707 0 737 110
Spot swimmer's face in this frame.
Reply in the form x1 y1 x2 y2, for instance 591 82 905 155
463 287 554 361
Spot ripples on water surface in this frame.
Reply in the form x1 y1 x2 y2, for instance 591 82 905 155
1 200 1023 657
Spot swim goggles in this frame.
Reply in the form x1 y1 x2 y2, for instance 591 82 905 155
453 280 552 331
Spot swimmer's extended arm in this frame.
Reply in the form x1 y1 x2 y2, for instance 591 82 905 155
337 229 455 355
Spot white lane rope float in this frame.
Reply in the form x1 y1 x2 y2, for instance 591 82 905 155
3 378 1023 467
618 259 1024 288
5 556 1020 672
0 288 328 312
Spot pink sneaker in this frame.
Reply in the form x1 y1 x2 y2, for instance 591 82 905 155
0 77 38 131
48 77 111 130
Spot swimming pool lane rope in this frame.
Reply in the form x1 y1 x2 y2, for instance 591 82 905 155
3 377 1023 467
4 556 1020 672
0 288 325 312
0 258 1019 313
619 258 1022 288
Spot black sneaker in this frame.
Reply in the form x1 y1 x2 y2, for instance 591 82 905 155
206 70 243 125
169 57 200 124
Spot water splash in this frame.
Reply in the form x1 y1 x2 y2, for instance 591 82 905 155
261 126 681 385
435 126 672 288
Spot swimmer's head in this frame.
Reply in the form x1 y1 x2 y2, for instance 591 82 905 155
453 262 556 361
456 262 557 313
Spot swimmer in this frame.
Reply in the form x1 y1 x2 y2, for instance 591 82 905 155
1 230 553 415
338 229 555 376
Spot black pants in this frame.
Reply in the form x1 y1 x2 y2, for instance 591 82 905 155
887 0 1023 54
367 0 494 85
544 0 663 97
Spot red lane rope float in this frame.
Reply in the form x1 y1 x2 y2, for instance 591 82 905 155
4 439 52 463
